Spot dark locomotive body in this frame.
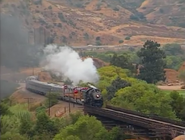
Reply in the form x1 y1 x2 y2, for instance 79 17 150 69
83 85 103 107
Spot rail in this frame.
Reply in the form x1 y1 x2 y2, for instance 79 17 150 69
106 105 185 127
84 105 185 138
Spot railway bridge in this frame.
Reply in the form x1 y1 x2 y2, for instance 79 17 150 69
84 105 185 140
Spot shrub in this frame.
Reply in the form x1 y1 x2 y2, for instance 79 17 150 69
125 36 130 40
119 40 124 44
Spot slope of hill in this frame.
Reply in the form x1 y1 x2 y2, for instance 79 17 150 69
1 0 185 46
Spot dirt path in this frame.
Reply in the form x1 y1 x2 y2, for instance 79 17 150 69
157 85 183 90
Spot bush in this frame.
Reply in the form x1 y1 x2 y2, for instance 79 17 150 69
119 40 123 44
125 36 130 40
58 13 66 22
113 7 119 11
58 23 62 28
48 6 52 9
96 40 102 46
181 85 185 89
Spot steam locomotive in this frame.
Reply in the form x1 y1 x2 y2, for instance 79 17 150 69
25 76 103 107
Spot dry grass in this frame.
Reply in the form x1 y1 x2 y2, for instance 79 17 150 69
2 0 184 46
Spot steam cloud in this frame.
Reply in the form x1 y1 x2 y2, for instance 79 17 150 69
43 44 99 85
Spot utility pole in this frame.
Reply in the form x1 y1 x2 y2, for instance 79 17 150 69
48 96 51 116
44 28 46 46
68 97 71 113
48 88 52 116
25 98 33 111
33 28 36 45
32 66 34 75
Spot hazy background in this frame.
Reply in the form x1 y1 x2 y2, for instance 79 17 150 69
0 14 42 99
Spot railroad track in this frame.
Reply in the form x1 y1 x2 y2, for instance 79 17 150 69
84 105 185 139
106 105 185 128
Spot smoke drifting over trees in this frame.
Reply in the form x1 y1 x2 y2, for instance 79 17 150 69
43 45 99 85
0 14 41 70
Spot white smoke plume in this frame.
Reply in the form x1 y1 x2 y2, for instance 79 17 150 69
42 44 99 85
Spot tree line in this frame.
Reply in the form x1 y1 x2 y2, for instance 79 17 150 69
0 99 134 140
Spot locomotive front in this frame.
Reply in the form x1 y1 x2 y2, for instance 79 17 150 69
84 84 103 107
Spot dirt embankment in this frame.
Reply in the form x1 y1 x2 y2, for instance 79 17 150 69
158 62 185 90
173 135 185 140
164 62 185 84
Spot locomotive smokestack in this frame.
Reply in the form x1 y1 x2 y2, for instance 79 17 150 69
88 84 97 89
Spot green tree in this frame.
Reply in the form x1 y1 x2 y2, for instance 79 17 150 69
106 77 131 100
165 56 183 70
69 111 83 124
19 117 32 135
111 81 177 119
110 53 134 72
54 115 108 140
169 91 185 120
1 115 21 134
137 40 166 83
0 132 26 140
162 43 184 55
45 92 59 107
64 78 73 85
0 101 10 116
179 71 185 84
34 112 58 136
97 66 131 95
54 115 127 140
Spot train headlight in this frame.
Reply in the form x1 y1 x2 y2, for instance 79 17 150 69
96 94 100 98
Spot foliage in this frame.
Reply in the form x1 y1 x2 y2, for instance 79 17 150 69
34 112 58 136
54 115 128 140
84 33 89 40
165 56 184 70
45 92 59 107
179 71 185 83
162 43 184 55
0 132 26 140
97 66 131 93
58 12 66 22
110 53 135 72
130 11 146 21
119 40 123 43
162 43 185 70
64 78 73 85
169 91 185 120
35 105 47 115
1 115 21 134
125 36 130 40
137 40 166 83
106 77 131 100
111 81 177 119
0 100 11 116
69 111 83 124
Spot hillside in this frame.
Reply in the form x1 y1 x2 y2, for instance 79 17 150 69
1 0 185 46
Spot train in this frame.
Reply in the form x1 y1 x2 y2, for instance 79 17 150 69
25 76 103 107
